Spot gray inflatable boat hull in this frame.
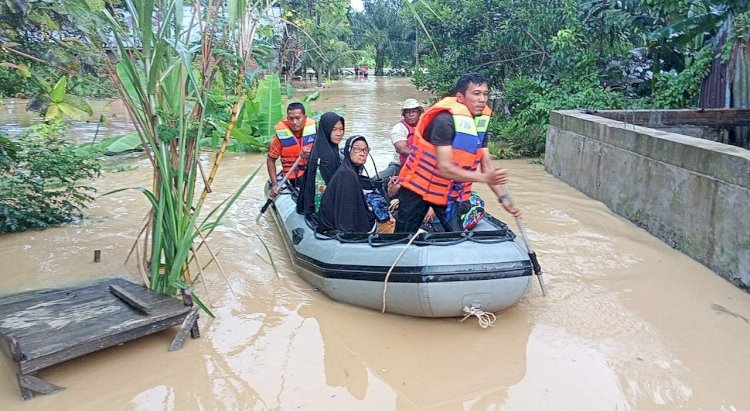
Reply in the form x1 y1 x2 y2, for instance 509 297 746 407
268 188 532 318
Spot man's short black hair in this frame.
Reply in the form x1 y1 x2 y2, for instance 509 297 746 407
287 102 306 115
454 72 488 95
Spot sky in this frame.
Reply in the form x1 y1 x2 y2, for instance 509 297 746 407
351 0 364 11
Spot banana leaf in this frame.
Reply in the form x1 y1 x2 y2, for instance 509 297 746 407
104 132 143 153
256 73 283 139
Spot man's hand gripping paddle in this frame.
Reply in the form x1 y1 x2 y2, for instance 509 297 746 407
256 155 303 222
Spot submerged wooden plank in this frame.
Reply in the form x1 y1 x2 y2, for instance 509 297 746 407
17 313 189 375
169 306 200 351
109 284 152 315
0 278 196 378
17 298 191 360
18 374 64 398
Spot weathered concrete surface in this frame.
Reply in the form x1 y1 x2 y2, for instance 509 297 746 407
545 110 750 289
592 108 750 148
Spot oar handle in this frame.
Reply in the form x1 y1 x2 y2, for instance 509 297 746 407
257 155 303 220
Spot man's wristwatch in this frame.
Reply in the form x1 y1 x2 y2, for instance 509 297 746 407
497 194 509 202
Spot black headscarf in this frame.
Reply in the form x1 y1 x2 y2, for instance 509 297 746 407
296 112 344 215
318 135 375 232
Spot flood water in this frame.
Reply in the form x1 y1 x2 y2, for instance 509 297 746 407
1 77 748 410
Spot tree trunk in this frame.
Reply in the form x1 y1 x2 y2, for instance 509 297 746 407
375 47 386 76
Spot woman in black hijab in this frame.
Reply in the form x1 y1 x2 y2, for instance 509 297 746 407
296 112 345 215
318 135 375 232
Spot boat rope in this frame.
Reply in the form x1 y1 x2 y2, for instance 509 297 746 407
381 228 427 313
459 306 497 328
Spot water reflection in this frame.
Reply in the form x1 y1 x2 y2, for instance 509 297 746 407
300 303 533 409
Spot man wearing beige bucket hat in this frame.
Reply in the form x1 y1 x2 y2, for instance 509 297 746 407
377 98 424 180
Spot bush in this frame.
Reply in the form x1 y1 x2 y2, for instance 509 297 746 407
0 124 101 233
647 46 712 108
489 75 629 158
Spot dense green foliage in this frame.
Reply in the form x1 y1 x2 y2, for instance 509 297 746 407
280 0 362 82
408 0 750 157
351 0 416 75
0 124 101 232
0 0 115 99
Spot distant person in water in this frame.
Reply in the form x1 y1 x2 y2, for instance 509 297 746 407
377 98 424 180
354 66 359 77
363 66 369 79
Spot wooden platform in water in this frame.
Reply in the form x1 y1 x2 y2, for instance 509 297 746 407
0 277 200 400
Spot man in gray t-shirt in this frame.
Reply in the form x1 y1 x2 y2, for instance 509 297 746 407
376 98 424 180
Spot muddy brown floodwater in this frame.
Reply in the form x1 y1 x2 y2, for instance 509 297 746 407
1 77 748 410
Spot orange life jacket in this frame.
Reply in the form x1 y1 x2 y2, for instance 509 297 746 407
275 118 316 179
398 97 492 207
398 119 416 165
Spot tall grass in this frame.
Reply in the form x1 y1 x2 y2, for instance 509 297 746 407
77 0 277 308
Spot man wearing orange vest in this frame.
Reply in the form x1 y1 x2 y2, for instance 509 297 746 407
266 102 317 197
395 72 520 232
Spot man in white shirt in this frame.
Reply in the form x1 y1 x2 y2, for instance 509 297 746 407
377 98 424 180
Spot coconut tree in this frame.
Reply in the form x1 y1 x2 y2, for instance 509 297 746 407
351 0 412 76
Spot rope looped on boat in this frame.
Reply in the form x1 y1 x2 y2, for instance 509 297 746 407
459 306 497 328
381 228 427 313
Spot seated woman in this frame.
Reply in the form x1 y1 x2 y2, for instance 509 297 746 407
296 112 345 216
317 135 376 232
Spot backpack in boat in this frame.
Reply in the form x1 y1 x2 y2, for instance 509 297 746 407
365 192 391 223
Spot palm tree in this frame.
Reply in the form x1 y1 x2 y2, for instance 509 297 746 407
352 0 412 76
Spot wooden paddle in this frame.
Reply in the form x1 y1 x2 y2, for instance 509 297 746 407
500 184 547 296
256 155 303 222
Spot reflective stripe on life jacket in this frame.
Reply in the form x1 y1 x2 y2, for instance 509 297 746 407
275 118 316 179
397 97 492 206
398 119 416 165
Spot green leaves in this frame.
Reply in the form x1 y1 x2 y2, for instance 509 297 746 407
0 124 101 233
0 62 31 77
43 76 93 122
256 73 284 139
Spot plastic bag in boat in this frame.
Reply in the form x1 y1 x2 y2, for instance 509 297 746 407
365 192 391 223
460 191 486 230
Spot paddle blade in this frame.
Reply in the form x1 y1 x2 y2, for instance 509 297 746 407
528 251 547 296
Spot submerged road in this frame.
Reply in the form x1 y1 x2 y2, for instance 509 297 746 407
1 77 748 410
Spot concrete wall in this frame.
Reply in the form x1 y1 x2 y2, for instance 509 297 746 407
592 108 750 149
545 110 750 290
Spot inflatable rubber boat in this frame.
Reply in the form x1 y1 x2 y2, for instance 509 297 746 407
264 180 532 318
